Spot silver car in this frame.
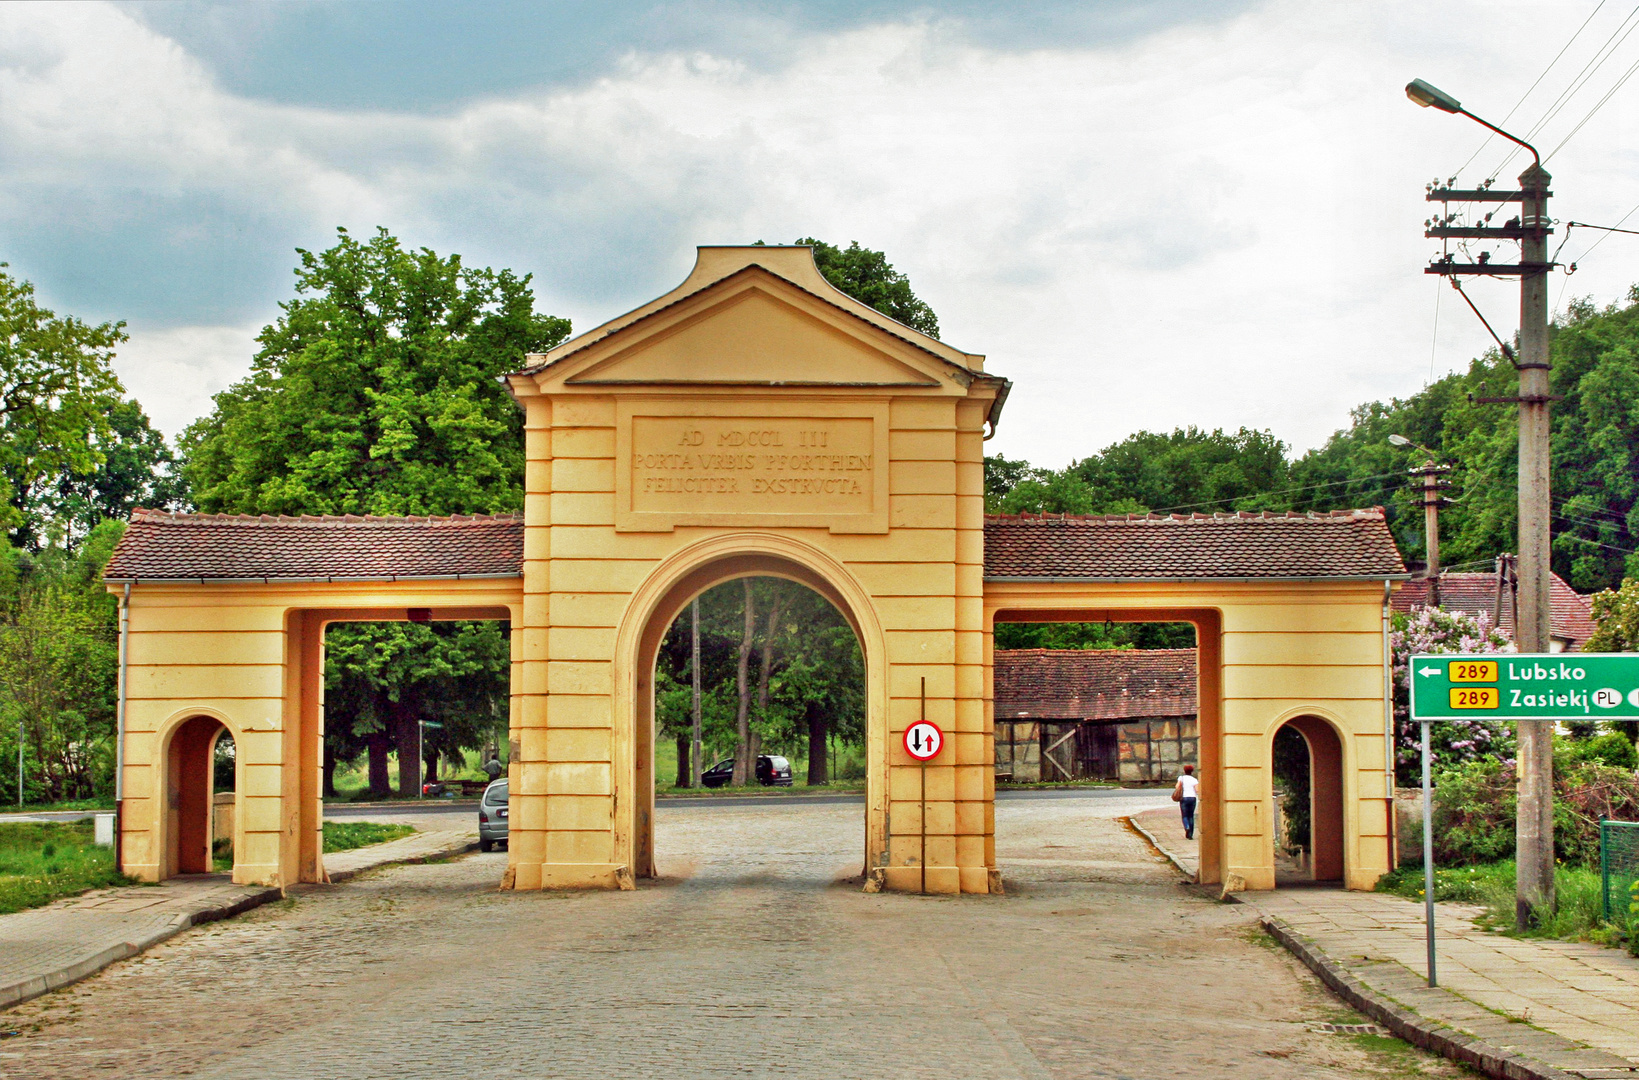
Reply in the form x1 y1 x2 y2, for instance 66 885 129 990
478 779 509 851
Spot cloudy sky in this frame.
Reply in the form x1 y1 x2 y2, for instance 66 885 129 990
2 0 1636 466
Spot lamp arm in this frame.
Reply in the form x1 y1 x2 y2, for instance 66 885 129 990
1458 109 1540 168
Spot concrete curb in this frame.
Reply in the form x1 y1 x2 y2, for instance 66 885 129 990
1259 915 1579 1080
1124 815 1197 882
325 837 478 883
0 834 477 1014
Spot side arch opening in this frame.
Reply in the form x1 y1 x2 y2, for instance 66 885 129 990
1271 714 1345 885
163 714 232 878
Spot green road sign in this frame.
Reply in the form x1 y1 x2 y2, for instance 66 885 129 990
1409 653 1639 721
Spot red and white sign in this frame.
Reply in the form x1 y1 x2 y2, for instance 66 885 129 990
903 721 944 761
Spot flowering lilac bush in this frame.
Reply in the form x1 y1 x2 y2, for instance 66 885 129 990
1391 606 1515 786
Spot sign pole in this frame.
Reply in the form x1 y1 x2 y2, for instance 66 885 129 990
1421 718 1436 988
920 677 927 896
902 696 943 896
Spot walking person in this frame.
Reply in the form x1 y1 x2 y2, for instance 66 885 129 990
1172 764 1199 840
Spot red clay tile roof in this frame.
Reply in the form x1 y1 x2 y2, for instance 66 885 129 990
993 649 1197 721
104 510 524 582
1392 571 1598 651
983 509 1406 580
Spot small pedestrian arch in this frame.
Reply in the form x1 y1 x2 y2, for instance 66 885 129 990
1268 710 1349 884
158 710 238 879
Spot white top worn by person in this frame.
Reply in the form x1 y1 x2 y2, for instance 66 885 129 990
1174 772 1199 800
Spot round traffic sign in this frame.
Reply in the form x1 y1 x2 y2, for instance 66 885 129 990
903 721 944 761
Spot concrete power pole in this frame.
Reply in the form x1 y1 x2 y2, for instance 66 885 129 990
1514 162 1555 928
690 597 703 790
1411 461 1450 607
1409 78 1558 929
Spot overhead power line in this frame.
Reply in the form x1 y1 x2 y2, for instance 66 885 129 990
1546 51 1639 160
1143 470 1407 515
1490 3 1639 179
1456 0 1610 175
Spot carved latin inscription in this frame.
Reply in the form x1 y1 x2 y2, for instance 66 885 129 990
630 416 875 517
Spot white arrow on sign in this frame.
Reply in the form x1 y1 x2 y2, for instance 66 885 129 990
1418 666 1442 677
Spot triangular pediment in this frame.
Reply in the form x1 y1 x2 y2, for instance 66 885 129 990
563 275 942 388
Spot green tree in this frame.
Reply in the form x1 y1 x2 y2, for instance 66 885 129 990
794 238 940 337
0 267 128 550
0 521 123 803
40 399 185 546
180 228 570 794
1588 578 1639 748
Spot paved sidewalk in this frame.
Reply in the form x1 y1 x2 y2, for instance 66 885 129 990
1130 805 1198 879
1245 889 1639 1078
1128 806 1639 1079
0 828 475 1012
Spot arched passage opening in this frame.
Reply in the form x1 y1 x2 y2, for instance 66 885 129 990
1271 715 1345 885
163 714 233 878
623 545 885 883
985 602 1223 885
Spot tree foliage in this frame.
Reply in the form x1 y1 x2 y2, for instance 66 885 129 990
182 227 568 515
987 287 1639 591
180 228 570 794
654 578 864 785
0 521 123 803
794 238 940 338
0 267 131 549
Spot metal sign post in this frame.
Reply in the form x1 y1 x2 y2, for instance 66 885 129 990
904 679 944 895
1420 717 1436 987
1408 652 1639 985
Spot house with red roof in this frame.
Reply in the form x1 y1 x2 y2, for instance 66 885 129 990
1391 560 1596 652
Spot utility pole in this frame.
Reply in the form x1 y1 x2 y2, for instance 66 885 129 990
1513 161 1556 928
1410 79 1558 928
690 597 703 789
1409 460 1451 607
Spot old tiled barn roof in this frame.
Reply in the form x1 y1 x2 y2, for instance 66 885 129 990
103 511 525 582
1393 571 1597 651
982 509 1406 580
993 649 1197 721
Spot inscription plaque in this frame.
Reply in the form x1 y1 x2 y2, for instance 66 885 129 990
617 407 887 532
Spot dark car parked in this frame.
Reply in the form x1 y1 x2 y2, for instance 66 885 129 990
700 755 793 788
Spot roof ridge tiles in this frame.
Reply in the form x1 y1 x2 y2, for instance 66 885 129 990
127 509 525 527
983 506 1385 524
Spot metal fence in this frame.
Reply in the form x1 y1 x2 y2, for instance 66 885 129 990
1600 819 1639 926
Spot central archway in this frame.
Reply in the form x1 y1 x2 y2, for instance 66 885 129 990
612 533 889 880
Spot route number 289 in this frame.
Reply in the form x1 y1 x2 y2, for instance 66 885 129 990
1449 687 1499 709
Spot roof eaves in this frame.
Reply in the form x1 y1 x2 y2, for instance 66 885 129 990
984 573 1412 584
103 572 524 585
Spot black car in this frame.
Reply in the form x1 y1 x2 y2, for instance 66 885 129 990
701 754 794 788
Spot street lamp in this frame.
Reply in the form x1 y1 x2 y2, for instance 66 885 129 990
1406 77 1555 930
1404 79 1539 165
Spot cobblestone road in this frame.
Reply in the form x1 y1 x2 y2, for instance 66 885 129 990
0 793 1465 1079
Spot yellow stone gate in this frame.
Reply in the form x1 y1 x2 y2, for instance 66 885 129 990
106 245 1405 894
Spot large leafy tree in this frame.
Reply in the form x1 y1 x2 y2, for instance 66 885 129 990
793 238 941 338
0 521 124 803
0 267 129 550
181 228 570 796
